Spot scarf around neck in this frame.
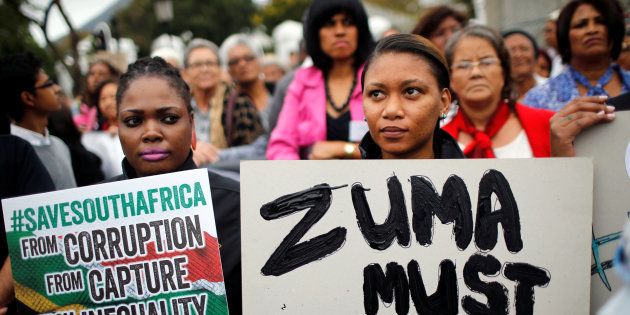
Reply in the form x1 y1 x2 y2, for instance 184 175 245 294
448 100 511 158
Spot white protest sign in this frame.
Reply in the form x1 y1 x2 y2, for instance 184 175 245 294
242 159 593 314
575 111 630 313
2 169 227 315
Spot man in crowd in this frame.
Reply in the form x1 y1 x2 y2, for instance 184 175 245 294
0 53 76 190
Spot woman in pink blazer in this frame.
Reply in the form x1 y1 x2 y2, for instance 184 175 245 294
267 0 375 160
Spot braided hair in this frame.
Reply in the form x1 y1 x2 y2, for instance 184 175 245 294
116 56 192 112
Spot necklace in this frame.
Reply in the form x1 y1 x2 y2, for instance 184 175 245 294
325 74 357 113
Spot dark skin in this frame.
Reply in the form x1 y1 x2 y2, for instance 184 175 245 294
310 12 362 159
117 77 195 177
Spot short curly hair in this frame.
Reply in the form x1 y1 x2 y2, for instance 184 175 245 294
116 56 192 113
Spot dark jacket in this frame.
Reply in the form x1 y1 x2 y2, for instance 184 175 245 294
359 128 465 159
1 135 55 315
107 153 242 314
0 136 55 259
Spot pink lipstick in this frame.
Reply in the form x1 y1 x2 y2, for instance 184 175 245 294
140 148 170 161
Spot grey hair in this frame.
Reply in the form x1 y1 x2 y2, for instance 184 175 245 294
184 38 220 68
443 24 515 108
219 33 264 68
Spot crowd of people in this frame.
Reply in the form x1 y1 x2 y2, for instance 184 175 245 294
0 0 628 313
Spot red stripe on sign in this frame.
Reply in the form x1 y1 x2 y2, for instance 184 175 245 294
101 232 224 282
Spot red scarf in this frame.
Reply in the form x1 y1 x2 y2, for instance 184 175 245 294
447 101 511 158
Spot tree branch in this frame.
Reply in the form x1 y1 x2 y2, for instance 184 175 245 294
6 0 83 95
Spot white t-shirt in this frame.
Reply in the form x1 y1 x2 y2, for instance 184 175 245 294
82 131 125 178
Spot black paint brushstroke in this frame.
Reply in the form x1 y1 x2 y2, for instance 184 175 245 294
475 170 523 253
260 184 347 276
408 259 459 315
504 263 551 315
363 262 410 315
462 254 509 315
411 175 473 250
352 176 411 250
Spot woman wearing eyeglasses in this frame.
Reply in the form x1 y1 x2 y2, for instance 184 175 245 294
267 0 375 160
183 39 228 166
219 34 269 149
442 25 554 158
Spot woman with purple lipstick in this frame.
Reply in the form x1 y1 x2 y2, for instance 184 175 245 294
106 56 242 314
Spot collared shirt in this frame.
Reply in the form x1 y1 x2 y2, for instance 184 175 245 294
524 64 630 112
10 124 51 146
11 123 77 189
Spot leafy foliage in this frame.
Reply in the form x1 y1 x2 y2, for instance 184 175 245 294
0 2 56 75
115 0 256 56
252 0 311 31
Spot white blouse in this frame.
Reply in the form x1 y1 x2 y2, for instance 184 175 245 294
458 130 533 158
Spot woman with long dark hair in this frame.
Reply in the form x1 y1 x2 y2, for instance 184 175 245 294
267 0 375 160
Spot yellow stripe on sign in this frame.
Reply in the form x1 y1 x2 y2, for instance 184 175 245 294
14 281 86 313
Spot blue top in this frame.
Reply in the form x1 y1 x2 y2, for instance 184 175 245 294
523 64 630 111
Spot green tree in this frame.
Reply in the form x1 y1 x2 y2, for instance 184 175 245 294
116 0 256 57
252 0 311 31
366 0 420 13
1 0 80 87
0 2 50 64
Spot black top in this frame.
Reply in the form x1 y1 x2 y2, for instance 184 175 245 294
326 110 351 141
106 153 242 314
359 128 465 159
0 136 55 260
609 92 630 111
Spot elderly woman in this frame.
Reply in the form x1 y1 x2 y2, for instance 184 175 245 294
267 0 375 160
360 34 464 159
442 25 554 158
219 34 269 148
411 5 468 53
503 30 546 102
182 39 228 165
524 0 629 111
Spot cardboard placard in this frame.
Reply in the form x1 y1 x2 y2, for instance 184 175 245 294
575 111 630 313
241 159 593 314
2 169 227 315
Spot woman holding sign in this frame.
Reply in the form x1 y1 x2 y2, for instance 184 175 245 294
110 57 242 314
359 34 464 159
